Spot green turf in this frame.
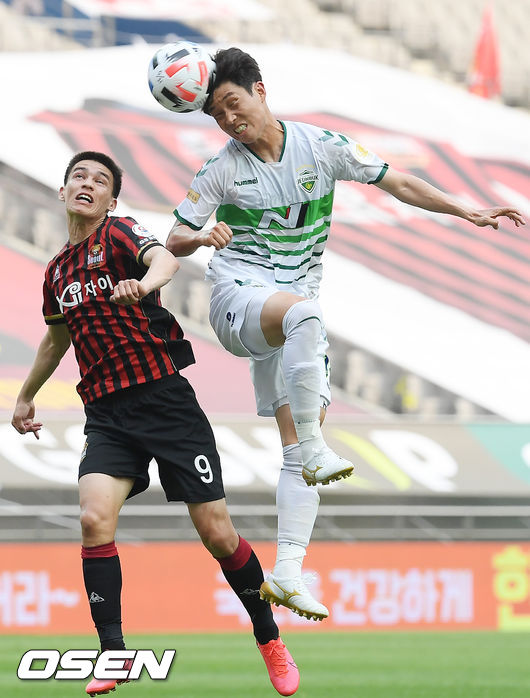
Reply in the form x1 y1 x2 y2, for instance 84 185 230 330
2 631 530 697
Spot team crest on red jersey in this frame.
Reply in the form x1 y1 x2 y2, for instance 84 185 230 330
87 244 104 269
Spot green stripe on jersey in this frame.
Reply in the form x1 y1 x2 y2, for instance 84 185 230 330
231 217 331 244
174 210 202 231
371 162 389 184
230 231 328 256
216 189 334 231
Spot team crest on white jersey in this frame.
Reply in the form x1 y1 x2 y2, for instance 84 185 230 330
87 244 104 269
296 165 318 193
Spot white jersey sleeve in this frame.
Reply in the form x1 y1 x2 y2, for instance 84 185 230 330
318 128 387 184
174 151 227 230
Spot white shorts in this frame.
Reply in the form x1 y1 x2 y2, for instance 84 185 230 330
209 279 331 417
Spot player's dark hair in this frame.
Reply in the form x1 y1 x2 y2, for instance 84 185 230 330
64 151 123 197
204 47 262 114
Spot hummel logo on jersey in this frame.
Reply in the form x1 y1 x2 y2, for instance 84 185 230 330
234 177 258 186
89 591 105 603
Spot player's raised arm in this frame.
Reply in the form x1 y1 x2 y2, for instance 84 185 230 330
12 323 71 439
375 167 526 229
110 245 180 305
166 220 233 257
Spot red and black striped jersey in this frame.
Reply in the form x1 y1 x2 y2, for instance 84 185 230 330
43 215 194 404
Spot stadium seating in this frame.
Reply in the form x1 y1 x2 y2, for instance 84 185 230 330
196 0 530 108
313 0 530 107
0 0 210 47
3 0 529 106
0 1 80 50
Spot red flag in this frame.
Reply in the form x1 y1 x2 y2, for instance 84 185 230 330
468 5 501 98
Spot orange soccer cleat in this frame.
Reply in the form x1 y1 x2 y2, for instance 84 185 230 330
257 637 300 696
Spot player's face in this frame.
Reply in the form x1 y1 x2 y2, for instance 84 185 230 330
209 81 268 143
60 160 116 219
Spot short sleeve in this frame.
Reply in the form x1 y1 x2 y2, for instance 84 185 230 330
110 218 163 266
174 155 224 230
320 129 388 184
42 275 65 325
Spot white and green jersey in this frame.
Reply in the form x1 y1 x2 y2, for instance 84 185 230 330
175 120 387 297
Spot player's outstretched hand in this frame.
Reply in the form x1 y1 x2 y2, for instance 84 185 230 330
201 222 233 249
110 279 147 305
471 207 526 229
12 399 42 439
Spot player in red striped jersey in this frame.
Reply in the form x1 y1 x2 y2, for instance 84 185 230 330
11 152 299 697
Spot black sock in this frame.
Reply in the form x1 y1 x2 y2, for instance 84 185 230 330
217 538 279 645
82 547 125 651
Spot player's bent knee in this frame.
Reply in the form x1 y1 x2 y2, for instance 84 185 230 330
79 507 117 541
282 299 322 338
199 522 239 558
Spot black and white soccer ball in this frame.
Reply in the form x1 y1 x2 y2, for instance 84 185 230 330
147 41 215 113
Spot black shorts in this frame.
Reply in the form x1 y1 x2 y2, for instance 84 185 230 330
80 373 225 503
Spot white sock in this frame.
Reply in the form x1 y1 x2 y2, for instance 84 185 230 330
273 443 320 579
281 301 327 458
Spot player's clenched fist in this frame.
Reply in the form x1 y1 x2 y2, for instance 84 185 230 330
201 222 232 249
110 278 147 304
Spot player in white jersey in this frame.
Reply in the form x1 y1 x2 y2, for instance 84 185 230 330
167 48 525 621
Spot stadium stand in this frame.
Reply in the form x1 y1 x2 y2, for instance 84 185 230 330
0 1 80 50
312 0 530 107
0 0 209 47
3 0 529 107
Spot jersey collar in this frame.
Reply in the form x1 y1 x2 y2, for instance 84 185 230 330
241 120 287 163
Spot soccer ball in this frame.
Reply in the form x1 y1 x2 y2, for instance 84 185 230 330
147 41 215 113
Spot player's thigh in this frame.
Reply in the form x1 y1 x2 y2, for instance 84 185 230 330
79 472 135 543
209 279 279 359
82 401 154 499
259 291 306 346
242 290 308 355
79 472 134 517
145 376 225 504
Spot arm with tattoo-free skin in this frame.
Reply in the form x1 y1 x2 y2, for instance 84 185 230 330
166 220 233 257
109 245 181 305
375 167 526 229
11 323 71 439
